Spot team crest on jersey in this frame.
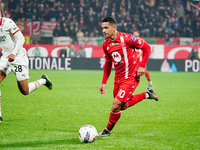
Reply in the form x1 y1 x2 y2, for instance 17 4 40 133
110 43 119 46
112 51 121 62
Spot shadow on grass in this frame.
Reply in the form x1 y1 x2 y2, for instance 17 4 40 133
0 138 81 148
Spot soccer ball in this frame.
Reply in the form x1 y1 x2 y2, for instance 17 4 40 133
78 125 97 143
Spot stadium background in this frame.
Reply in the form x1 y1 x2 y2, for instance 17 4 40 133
1 0 200 72
0 1 200 149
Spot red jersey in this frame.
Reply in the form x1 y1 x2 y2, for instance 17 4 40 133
134 48 142 64
102 32 150 83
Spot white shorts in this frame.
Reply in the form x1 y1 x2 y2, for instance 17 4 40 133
0 54 30 81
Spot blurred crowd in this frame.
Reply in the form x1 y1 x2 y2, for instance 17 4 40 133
5 0 200 39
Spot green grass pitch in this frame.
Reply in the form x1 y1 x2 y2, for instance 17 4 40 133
0 70 199 149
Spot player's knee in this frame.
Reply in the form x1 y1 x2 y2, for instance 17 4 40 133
111 104 121 111
120 103 128 111
0 74 6 83
20 89 29 95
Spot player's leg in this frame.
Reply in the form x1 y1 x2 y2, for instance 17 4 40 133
107 98 125 129
0 59 10 83
97 98 124 136
145 69 152 87
0 70 6 83
97 82 128 136
122 76 158 110
122 78 146 109
122 89 159 110
0 87 2 122
123 93 146 110
17 76 52 95
28 75 52 92
0 62 10 122
41 75 53 90
14 65 52 95
145 87 159 101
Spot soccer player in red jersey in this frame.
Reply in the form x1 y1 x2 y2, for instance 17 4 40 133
98 17 159 136
133 30 152 87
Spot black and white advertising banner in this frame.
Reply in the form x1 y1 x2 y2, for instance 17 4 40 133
29 57 200 72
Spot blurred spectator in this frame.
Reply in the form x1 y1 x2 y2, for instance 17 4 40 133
188 49 199 60
38 3 45 21
77 45 86 58
156 28 164 38
8 0 16 15
165 28 173 45
53 22 63 37
76 29 84 38
6 0 200 39
68 45 77 57
62 22 70 36
60 46 68 58
193 22 200 37
26 7 32 21
33 45 41 57
175 1 185 18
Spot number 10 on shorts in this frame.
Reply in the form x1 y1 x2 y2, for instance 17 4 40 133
117 89 126 98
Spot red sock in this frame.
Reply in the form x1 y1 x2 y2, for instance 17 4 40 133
127 93 146 108
106 110 121 131
145 71 151 82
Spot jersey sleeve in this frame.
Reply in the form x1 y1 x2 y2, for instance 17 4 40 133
125 34 144 49
103 41 112 61
102 40 112 84
3 18 19 35
126 34 151 68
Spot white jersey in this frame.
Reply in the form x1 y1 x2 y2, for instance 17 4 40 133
0 17 26 57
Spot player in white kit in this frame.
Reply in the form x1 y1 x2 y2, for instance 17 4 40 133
0 17 53 122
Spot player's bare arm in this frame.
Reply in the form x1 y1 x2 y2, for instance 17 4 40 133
137 67 146 76
99 84 106 94
7 53 15 62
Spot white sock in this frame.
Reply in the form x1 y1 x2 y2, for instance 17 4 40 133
145 92 149 99
28 79 46 93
